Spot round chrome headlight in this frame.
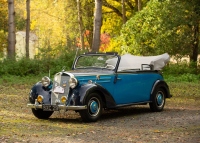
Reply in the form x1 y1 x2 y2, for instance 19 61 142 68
41 76 51 87
69 77 78 89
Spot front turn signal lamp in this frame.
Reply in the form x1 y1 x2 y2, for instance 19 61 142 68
37 95 43 103
61 96 67 103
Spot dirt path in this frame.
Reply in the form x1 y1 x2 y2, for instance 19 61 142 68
4 104 198 143
54 106 200 143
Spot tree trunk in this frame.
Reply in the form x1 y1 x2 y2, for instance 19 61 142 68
7 0 16 59
77 0 84 49
138 0 142 11
190 23 199 61
189 22 199 73
122 0 127 24
26 0 30 58
92 0 102 52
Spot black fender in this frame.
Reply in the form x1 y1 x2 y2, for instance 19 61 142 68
151 80 172 99
78 83 116 108
29 82 51 104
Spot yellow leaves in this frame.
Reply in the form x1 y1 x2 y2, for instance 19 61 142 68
0 0 7 5
176 29 181 34
0 0 8 29
185 10 189 13
104 38 122 53
30 20 37 30
0 30 7 52
153 130 161 133
16 0 69 49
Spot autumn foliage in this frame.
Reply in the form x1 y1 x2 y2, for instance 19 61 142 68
76 30 110 52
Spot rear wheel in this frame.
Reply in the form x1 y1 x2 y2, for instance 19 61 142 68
31 109 54 119
149 87 166 112
79 93 103 122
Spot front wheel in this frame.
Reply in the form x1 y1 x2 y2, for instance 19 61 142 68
149 87 166 112
79 93 103 122
31 109 54 119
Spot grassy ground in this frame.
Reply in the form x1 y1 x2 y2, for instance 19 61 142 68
0 76 200 142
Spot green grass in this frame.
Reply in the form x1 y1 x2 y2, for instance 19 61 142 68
0 75 42 85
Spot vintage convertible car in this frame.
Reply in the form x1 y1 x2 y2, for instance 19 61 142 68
27 52 172 122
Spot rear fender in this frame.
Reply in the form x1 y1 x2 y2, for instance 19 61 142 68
151 80 171 99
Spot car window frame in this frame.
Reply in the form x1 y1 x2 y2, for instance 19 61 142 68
72 53 121 73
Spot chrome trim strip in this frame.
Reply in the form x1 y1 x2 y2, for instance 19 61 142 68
62 72 74 77
27 104 87 110
27 103 42 109
115 101 151 108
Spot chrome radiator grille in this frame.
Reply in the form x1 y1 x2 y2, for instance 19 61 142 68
51 73 70 105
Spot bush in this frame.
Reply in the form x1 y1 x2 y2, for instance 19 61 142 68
162 62 198 75
0 46 82 76
163 73 200 83
162 62 200 82
1 49 200 82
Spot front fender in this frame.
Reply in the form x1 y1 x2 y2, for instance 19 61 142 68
78 83 116 108
151 80 172 98
29 82 51 104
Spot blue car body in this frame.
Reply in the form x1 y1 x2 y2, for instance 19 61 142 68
27 52 171 122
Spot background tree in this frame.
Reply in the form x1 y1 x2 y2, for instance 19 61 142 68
122 0 127 24
190 0 200 63
0 0 7 30
101 0 150 52
15 0 95 54
13 0 150 53
92 0 102 52
7 0 16 59
137 0 142 11
119 0 199 63
25 0 30 58
77 0 84 50
0 0 8 57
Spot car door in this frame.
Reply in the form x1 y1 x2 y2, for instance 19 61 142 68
113 72 162 104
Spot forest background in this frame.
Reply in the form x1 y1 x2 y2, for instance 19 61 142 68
0 0 200 79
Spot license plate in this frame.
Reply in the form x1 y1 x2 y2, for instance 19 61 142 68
53 86 64 93
43 105 59 111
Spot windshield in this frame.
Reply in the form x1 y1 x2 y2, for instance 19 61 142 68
74 54 118 70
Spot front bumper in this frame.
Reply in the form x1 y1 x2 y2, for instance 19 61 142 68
27 103 87 110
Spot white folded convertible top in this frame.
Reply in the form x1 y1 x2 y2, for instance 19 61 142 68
107 53 170 71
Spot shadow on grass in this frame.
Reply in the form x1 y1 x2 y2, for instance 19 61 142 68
29 106 196 124
47 105 156 123
100 106 151 121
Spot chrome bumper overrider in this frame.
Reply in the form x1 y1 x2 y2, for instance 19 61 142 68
27 103 87 110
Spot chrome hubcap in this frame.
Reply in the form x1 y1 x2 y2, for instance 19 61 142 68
156 92 164 107
88 97 100 116
90 100 98 114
